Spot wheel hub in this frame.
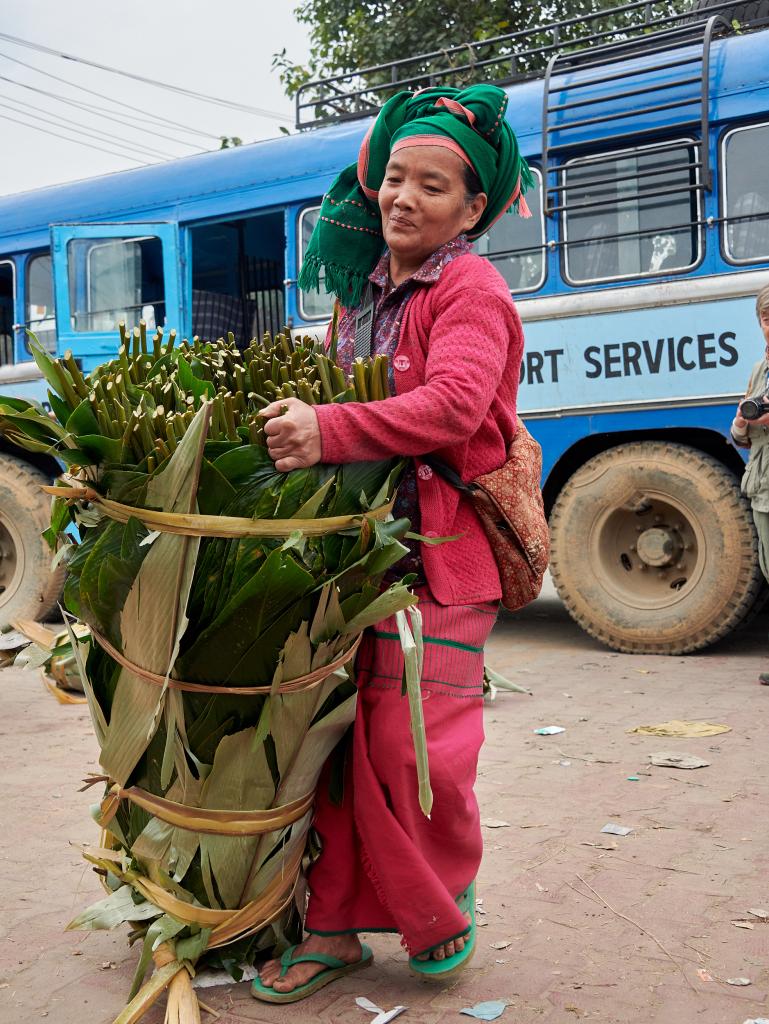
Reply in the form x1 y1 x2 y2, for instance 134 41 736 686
636 526 681 567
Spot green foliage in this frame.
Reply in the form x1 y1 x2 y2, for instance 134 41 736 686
276 0 692 100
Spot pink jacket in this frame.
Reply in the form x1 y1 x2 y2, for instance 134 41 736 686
314 252 524 606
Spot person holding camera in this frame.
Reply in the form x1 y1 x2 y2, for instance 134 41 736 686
731 282 769 683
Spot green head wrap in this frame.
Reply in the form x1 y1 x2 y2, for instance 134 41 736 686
298 84 534 308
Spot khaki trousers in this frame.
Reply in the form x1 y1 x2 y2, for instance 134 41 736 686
754 509 769 584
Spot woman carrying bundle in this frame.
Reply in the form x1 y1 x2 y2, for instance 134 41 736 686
253 84 532 1001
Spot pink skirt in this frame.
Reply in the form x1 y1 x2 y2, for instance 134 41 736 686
304 590 497 955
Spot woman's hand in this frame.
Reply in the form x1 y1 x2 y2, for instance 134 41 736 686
260 397 322 472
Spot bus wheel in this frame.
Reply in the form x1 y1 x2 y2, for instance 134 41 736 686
0 455 65 624
549 442 762 654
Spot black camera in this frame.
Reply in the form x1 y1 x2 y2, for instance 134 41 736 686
740 391 769 421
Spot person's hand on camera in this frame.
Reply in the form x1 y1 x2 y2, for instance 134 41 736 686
734 403 749 432
260 397 322 472
735 398 769 432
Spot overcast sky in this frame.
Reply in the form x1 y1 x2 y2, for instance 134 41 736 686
0 0 311 196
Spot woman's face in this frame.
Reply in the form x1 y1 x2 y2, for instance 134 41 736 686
379 146 487 269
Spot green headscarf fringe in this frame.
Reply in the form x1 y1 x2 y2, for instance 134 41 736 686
298 253 373 311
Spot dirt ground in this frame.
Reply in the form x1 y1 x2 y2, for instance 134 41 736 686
1 584 768 1024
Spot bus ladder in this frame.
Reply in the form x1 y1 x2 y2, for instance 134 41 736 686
541 11 733 220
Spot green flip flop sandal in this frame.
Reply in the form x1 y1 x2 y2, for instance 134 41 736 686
251 942 374 1004
409 881 476 979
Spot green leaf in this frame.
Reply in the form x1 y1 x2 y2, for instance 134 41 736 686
198 727 275 907
172 351 215 401
177 548 315 684
65 398 100 436
99 404 211 787
26 331 64 396
128 914 186 1000
66 886 162 931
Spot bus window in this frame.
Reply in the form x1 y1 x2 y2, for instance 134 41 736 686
26 253 57 354
562 141 701 285
298 206 334 321
67 235 165 333
722 122 769 263
476 168 545 293
0 261 13 366
190 212 285 344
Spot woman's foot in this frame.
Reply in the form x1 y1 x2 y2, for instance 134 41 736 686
413 911 472 962
258 933 363 994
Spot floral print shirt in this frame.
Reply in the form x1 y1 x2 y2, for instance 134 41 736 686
335 234 473 581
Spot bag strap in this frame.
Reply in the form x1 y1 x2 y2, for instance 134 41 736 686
421 454 478 496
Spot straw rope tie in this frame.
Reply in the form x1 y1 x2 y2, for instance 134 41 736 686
89 626 361 696
97 781 314 837
43 484 394 538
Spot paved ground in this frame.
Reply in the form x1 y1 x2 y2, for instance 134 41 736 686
1 585 768 1024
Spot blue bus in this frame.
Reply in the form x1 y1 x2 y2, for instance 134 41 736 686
1 0 767 652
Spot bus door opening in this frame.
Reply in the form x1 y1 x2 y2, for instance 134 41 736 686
190 211 285 345
0 262 13 366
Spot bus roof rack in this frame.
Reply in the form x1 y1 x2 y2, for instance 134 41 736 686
294 0 757 130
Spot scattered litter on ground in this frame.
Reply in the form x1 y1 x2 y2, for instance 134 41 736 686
726 978 751 986
0 628 30 651
460 1001 507 1021
520 823 547 829
100 962 117 970
731 920 755 930
582 840 618 850
193 964 257 988
482 819 511 829
601 823 634 836
563 693 573 698
626 775 640 781
649 752 710 769
628 721 731 738
742 1018 769 1024
558 759 572 767
490 940 511 950
748 908 769 920
534 726 566 735
356 996 408 1024
535 883 548 893
696 969 714 982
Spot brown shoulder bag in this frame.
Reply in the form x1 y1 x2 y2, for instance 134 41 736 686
423 418 550 612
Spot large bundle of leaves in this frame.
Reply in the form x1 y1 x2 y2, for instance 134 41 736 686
0 326 419 1016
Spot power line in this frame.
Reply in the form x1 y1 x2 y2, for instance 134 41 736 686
0 49 224 142
0 93 175 160
0 73 207 152
0 31 292 120
0 110 145 164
